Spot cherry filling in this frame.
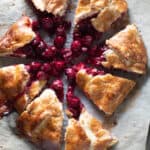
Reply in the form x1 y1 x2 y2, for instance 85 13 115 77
65 63 105 85
49 79 64 102
13 12 71 61
66 85 84 119
87 45 107 67
69 16 102 59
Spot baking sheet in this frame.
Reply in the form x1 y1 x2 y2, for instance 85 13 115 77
0 0 150 150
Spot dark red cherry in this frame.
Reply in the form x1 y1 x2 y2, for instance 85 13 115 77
32 20 40 31
81 35 93 47
30 62 41 72
41 17 54 32
54 36 66 49
41 63 51 72
36 71 48 80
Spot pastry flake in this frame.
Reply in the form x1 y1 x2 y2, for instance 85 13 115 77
31 0 69 16
102 24 147 74
17 89 63 149
65 109 117 150
0 16 36 56
76 69 136 115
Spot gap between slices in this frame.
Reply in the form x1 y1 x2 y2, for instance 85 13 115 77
17 89 64 150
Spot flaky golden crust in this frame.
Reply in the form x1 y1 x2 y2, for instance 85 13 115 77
91 0 127 32
79 110 118 149
75 0 98 24
0 16 36 56
75 0 128 32
102 24 147 74
0 64 30 105
17 89 63 149
31 0 69 16
14 80 46 114
65 110 117 150
65 119 91 150
76 70 135 115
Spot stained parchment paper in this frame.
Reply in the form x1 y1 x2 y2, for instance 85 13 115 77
0 0 150 150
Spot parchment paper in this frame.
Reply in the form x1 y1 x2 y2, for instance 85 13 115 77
0 0 150 150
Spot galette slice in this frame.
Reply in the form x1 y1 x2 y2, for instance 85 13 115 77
101 24 147 74
76 68 136 115
0 16 55 60
0 16 36 56
0 64 30 117
74 0 128 34
17 89 63 150
31 0 69 16
65 109 117 150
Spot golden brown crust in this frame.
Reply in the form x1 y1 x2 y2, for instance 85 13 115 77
14 80 46 114
0 16 36 56
75 0 98 24
102 24 147 74
31 0 69 16
76 70 136 115
75 0 128 32
91 0 128 32
0 64 30 105
17 89 63 149
65 109 117 150
65 119 91 150
79 110 118 149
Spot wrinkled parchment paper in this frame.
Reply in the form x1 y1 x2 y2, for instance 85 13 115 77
0 0 150 149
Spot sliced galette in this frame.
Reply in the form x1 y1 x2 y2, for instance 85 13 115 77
0 15 50 59
65 109 117 150
101 24 147 74
17 89 63 150
75 67 136 115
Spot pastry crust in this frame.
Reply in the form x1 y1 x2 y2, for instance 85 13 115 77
14 80 46 113
75 0 99 24
75 0 128 32
79 110 118 149
0 64 30 105
0 16 36 56
102 24 147 74
31 0 69 16
65 118 91 150
17 89 63 149
65 109 117 150
76 70 136 115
